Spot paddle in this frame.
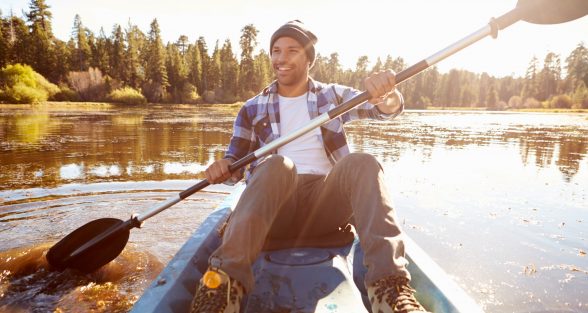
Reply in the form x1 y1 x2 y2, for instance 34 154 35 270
46 0 588 273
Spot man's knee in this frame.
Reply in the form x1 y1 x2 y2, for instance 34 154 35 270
340 153 382 171
252 155 297 184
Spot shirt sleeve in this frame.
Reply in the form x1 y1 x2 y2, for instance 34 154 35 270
224 104 254 162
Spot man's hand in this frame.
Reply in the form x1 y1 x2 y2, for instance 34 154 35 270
205 158 238 184
364 70 402 114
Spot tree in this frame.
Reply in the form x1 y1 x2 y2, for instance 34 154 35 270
126 23 145 88
209 40 221 91
538 52 561 101
186 43 202 95
486 83 500 109
370 57 383 74
110 24 126 82
353 56 369 89
196 36 210 94
176 35 189 55
565 42 588 92
0 15 7 68
71 14 91 71
522 56 540 100
166 41 188 102
4 15 28 66
326 53 341 83
93 27 111 75
26 0 52 33
239 24 258 97
253 50 272 92
310 53 327 81
144 19 169 102
443 69 461 107
26 0 57 81
219 38 239 101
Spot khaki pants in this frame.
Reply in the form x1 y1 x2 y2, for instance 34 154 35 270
210 153 410 292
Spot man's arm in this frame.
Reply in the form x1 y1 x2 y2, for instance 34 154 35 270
205 104 253 184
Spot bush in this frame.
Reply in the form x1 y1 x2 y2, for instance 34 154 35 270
142 81 168 103
51 85 81 101
67 67 108 101
203 90 216 103
183 83 201 104
523 97 541 109
0 63 60 104
508 95 522 109
107 87 147 105
550 95 573 109
572 82 588 109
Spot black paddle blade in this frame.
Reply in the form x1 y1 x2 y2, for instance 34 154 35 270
46 218 130 273
517 0 588 24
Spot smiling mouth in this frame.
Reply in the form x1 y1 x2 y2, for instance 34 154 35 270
276 66 293 73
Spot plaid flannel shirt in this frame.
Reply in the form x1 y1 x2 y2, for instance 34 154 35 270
224 78 403 181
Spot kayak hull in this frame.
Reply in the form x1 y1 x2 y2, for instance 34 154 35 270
132 185 484 313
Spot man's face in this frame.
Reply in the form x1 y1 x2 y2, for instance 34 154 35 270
271 37 310 87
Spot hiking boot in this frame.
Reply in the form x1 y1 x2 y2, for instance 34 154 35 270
367 276 430 313
190 267 244 313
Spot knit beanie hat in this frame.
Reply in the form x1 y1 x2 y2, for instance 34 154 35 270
270 20 318 67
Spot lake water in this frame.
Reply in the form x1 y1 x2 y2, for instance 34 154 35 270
1 104 587 312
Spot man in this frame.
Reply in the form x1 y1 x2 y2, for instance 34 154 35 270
190 20 430 313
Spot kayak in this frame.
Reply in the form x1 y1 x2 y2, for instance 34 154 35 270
131 184 484 313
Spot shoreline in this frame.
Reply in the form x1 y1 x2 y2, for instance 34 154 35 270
1 102 587 114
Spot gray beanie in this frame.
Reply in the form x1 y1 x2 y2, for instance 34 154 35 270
270 20 318 67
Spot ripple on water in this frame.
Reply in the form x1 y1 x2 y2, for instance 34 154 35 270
0 243 163 313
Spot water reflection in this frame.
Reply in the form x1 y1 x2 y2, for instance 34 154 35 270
346 111 588 182
0 105 236 190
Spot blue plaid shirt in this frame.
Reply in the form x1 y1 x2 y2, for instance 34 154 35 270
224 78 403 180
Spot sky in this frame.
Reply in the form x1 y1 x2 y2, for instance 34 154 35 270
1 0 587 78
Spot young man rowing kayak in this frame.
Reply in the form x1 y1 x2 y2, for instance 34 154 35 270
190 20 430 313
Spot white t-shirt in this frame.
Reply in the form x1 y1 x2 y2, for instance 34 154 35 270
277 93 333 175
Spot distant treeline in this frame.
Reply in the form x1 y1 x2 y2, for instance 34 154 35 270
1 0 587 109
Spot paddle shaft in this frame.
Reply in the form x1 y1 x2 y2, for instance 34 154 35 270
134 7 524 225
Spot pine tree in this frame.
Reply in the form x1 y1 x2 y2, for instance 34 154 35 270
176 35 189 55
353 56 369 89
310 54 327 81
71 14 91 71
26 0 56 80
186 43 202 95
253 49 272 92
219 38 239 101
522 56 540 101
196 36 210 93
565 42 588 92
166 41 188 102
370 57 383 74
538 52 561 101
145 19 169 102
126 23 145 88
209 40 221 91
94 27 111 75
110 24 126 82
326 53 341 83
239 24 258 97
0 15 6 68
